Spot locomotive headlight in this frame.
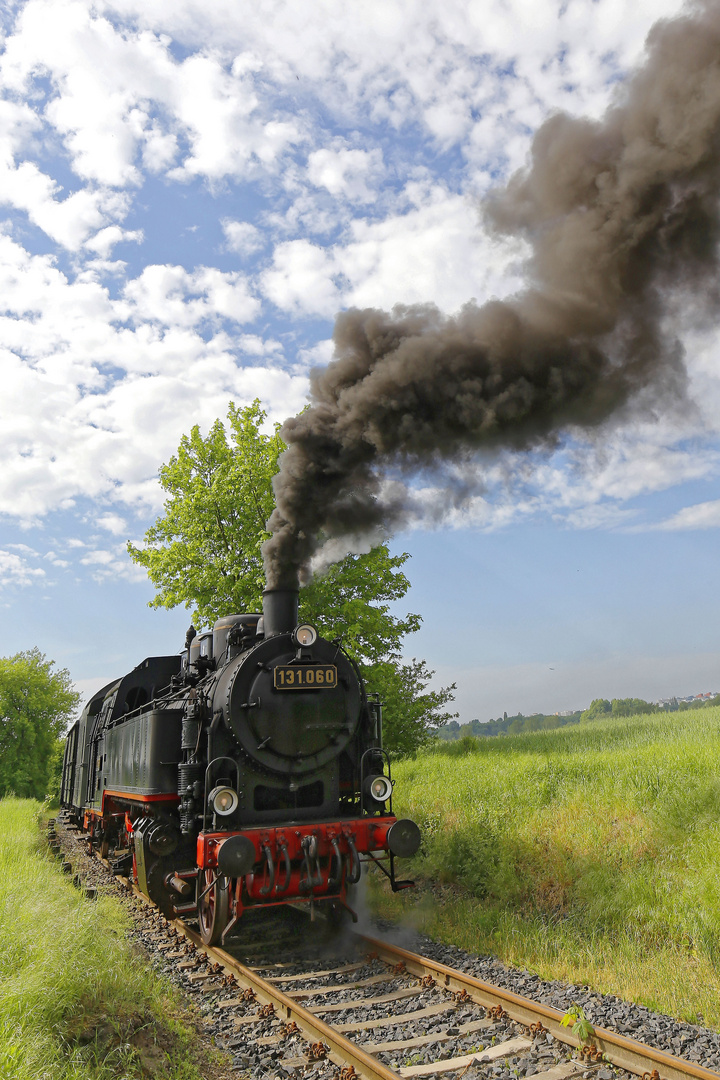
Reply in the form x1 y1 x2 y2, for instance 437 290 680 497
209 785 239 816
294 624 317 647
366 774 393 803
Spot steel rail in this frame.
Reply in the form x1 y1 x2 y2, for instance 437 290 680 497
173 917 400 1080
359 934 720 1080
68 828 719 1080
117 876 398 1080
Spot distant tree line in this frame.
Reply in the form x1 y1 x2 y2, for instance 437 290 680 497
438 693 720 741
438 712 582 740
581 695 720 718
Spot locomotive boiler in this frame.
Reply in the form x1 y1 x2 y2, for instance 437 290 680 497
60 587 420 943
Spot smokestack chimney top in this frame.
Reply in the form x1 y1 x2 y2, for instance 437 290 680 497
262 587 299 637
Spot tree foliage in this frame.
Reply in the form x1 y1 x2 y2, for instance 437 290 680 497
580 698 612 721
0 649 80 799
366 658 456 757
127 401 281 619
580 697 658 722
127 400 454 754
299 550 420 667
438 711 583 740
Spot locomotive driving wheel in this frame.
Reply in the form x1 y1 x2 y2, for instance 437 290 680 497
197 869 230 945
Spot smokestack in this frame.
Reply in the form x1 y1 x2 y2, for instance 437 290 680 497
262 588 299 637
262 1 720 588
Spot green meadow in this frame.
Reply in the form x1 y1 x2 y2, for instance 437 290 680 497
371 707 720 1026
0 798 223 1080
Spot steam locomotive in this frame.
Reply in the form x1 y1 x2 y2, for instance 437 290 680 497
60 588 420 943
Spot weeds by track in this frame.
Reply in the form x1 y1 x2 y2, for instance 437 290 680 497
389 707 720 1026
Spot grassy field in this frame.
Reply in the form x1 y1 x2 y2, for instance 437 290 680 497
0 797 226 1080
370 707 720 1027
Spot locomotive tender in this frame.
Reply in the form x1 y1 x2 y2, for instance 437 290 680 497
60 588 420 943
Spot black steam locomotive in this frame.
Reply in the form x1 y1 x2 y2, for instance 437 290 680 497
60 588 420 943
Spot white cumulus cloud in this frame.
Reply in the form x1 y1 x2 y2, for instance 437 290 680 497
222 219 264 257
122 264 261 327
307 145 384 203
0 548 45 586
654 500 720 531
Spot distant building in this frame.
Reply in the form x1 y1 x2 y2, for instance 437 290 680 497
652 691 718 707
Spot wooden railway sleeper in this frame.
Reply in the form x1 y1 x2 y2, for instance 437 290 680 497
85 849 720 1080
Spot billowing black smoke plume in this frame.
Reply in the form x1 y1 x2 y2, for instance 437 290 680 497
264 1 720 589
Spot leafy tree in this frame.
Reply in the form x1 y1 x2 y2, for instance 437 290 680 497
438 720 461 741
580 698 612 722
127 400 454 754
48 737 67 802
610 697 657 717
579 697 657 722
366 659 456 757
0 649 80 799
127 401 281 620
299 549 420 666
675 694 720 711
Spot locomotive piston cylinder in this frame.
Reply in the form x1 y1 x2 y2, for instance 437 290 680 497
166 874 193 897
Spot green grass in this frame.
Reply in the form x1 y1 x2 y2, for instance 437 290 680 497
371 707 720 1026
0 797 225 1080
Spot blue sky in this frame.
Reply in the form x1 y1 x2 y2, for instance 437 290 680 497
2 0 720 722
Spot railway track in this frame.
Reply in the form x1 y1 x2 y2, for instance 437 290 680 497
49 816 719 1080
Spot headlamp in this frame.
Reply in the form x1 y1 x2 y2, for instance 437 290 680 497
366 774 393 803
294 624 317 647
209 785 239 816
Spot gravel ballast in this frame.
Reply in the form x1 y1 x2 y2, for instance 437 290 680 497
396 924 720 1071
50 818 720 1079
